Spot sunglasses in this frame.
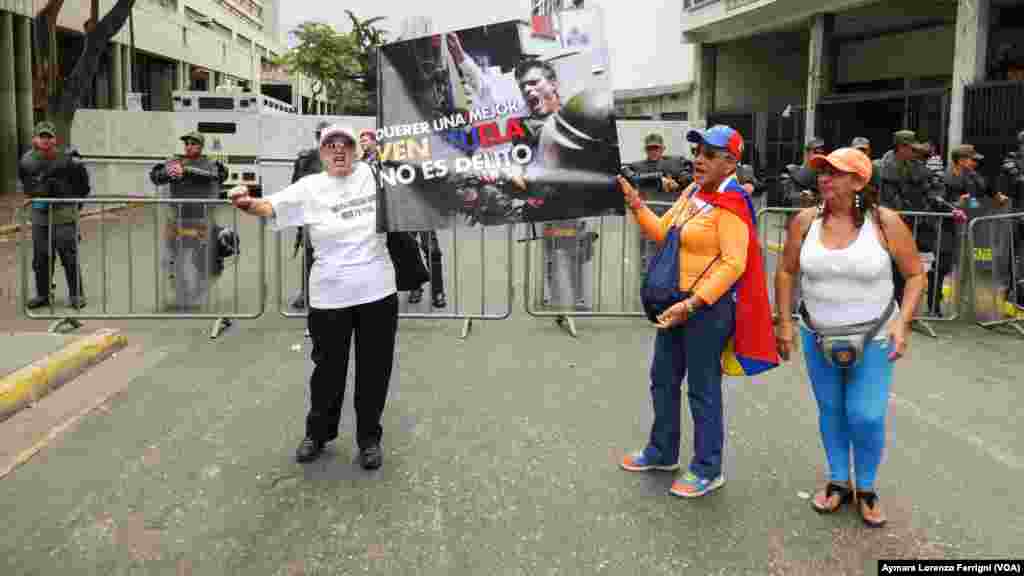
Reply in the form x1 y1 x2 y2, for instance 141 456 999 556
646 145 663 151
691 145 730 160
322 141 352 152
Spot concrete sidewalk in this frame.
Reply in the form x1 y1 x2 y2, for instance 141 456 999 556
0 329 127 422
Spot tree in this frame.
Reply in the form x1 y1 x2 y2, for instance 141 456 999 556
276 14 388 116
275 22 356 114
33 0 138 145
345 10 387 112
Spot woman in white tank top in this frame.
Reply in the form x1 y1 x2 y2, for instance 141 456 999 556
772 148 925 528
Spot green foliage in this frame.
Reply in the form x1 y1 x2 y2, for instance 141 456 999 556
276 13 388 115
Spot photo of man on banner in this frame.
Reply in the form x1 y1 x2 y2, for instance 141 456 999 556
374 11 622 232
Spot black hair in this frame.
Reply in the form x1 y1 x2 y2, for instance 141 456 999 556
515 59 557 83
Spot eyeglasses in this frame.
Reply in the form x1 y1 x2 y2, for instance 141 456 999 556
645 145 663 151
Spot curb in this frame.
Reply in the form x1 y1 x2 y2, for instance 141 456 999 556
0 204 139 238
0 329 128 423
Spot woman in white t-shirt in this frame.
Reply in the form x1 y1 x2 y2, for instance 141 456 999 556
774 148 925 528
229 125 397 469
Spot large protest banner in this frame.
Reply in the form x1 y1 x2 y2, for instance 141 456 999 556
374 9 621 231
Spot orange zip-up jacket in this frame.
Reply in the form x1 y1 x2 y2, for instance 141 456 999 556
635 186 749 305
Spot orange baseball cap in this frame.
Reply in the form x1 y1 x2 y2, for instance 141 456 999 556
808 147 872 185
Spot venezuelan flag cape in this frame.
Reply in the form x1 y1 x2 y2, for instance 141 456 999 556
695 176 779 377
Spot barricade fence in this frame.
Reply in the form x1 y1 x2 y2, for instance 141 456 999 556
15 199 1022 340
275 213 515 339
16 198 265 335
518 201 675 336
757 207 965 336
966 211 1024 336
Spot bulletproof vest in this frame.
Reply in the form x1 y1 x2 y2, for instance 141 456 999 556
168 155 224 221
19 149 73 197
876 154 930 211
628 157 690 203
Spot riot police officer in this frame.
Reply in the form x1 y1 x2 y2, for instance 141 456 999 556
290 121 329 311
149 130 228 309
1000 130 1024 306
851 136 872 159
624 133 692 211
779 137 825 208
19 121 88 309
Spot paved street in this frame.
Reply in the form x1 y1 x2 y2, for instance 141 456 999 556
2 207 1023 575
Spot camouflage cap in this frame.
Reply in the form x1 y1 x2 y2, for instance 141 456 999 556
180 131 205 146
644 133 664 147
34 121 57 137
893 130 917 146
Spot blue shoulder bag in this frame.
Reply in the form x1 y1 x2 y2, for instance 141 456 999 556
640 194 720 324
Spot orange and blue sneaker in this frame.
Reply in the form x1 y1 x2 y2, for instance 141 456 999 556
620 451 680 472
669 470 725 498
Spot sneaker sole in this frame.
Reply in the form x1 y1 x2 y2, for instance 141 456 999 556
669 476 726 498
621 461 680 472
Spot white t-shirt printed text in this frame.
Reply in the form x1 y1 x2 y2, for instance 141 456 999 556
267 163 396 309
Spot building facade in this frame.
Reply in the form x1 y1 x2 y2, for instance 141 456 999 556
614 83 693 121
0 0 329 192
681 0 1024 184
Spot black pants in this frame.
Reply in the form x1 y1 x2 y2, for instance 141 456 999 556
416 231 444 296
307 293 399 448
302 227 314 330
301 227 315 300
32 223 83 301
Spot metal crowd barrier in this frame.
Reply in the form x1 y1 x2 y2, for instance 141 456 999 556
275 213 515 340
757 207 964 336
967 211 1024 336
16 198 266 338
521 201 676 337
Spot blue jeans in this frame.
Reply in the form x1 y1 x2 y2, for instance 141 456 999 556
644 293 735 479
800 326 893 491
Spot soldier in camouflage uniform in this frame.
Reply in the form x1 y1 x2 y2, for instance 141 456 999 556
19 121 88 309
874 130 966 313
149 130 228 309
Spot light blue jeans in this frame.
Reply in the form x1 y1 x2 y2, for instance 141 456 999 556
800 326 893 491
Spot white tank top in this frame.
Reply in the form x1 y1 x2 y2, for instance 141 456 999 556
800 214 898 332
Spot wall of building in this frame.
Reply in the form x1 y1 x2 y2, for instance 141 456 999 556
616 93 691 119
836 24 955 84
29 0 284 85
713 30 808 113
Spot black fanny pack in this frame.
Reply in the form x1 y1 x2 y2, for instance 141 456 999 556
799 299 896 368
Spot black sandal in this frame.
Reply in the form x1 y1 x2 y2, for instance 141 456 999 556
856 490 887 527
811 482 853 514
